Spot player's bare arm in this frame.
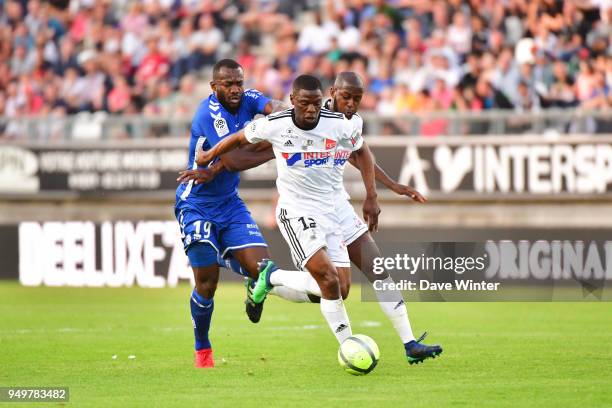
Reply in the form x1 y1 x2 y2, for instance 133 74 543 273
213 96 285 172
348 152 427 203
178 143 274 184
350 141 380 232
220 142 275 172
212 99 285 173
195 128 250 166
177 99 278 185
215 98 287 172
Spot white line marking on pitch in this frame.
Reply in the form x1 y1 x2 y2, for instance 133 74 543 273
266 321 382 331
0 322 382 335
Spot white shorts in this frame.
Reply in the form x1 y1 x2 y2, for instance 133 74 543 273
334 194 369 246
276 206 350 270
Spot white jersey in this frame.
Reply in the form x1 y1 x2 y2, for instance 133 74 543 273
330 113 363 199
245 108 364 214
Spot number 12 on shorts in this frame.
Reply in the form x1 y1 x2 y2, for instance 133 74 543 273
298 217 316 231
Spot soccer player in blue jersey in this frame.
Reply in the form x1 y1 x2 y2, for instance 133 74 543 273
175 59 290 368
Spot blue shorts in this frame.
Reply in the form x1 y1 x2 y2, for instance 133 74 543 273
175 194 267 265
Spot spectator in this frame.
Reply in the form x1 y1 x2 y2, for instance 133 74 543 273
459 52 482 90
170 18 196 82
575 60 599 102
144 80 175 117
136 34 170 87
491 48 520 104
5 81 26 117
541 60 578 108
173 74 201 117
297 11 336 54
369 64 394 95
189 13 224 69
335 16 361 52
447 12 472 58
475 78 514 110
376 86 397 115
121 3 148 37
581 70 611 109
514 80 541 112
431 78 454 110
10 44 36 76
53 37 79 75
395 51 427 94
108 76 132 114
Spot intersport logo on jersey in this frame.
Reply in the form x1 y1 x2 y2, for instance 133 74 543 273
334 150 351 166
282 151 352 167
283 152 331 167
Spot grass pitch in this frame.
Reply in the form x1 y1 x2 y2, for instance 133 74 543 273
1 282 611 407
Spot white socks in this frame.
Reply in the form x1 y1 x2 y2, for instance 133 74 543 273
270 269 322 297
320 298 352 343
270 286 311 303
267 270 414 345
375 276 415 343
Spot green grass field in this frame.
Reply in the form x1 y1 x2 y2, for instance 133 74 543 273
1 282 611 407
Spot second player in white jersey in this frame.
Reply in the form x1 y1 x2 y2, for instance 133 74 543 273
326 109 369 245
328 111 364 200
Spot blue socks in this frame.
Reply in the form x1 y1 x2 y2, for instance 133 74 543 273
190 288 214 350
217 254 248 277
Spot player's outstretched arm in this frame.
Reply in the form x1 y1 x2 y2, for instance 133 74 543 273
220 142 275 172
195 129 250 167
349 151 427 203
178 141 275 182
351 142 381 232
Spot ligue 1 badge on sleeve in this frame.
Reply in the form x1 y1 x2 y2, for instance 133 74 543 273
214 117 230 137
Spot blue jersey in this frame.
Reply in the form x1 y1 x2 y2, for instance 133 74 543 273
176 89 270 204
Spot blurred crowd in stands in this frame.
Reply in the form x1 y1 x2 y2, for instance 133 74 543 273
0 0 610 138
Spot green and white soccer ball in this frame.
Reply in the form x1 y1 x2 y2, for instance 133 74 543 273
338 334 380 375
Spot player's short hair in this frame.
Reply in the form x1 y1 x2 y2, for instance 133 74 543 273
334 72 364 89
212 59 242 78
292 75 322 92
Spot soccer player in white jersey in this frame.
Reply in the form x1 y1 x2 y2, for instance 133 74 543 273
195 75 379 344
257 72 442 364
325 72 442 364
